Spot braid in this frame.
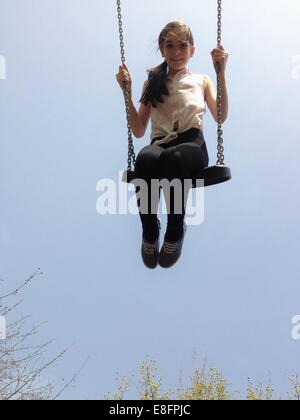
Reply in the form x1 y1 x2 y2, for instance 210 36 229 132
140 60 169 108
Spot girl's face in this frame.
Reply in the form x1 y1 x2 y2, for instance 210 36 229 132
161 32 195 73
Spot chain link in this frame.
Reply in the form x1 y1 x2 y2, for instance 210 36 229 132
216 0 225 166
116 0 136 171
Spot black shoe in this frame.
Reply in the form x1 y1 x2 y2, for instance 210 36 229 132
158 221 187 269
141 219 161 269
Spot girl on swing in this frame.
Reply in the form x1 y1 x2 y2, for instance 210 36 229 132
116 21 229 269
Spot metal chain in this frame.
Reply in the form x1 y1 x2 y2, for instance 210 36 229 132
216 0 225 166
116 0 136 171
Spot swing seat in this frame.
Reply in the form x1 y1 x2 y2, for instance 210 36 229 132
122 165 231 188
193 165 232 187
122 170 136 184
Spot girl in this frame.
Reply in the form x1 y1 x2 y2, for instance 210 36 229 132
116 21 229 269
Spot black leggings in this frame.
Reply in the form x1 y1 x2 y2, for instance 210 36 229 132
134 128 209 242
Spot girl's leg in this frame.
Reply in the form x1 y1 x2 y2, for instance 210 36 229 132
159 140 209 242
134 145 163 242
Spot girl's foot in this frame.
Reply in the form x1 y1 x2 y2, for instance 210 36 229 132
141 219 161 269
159 221 187 269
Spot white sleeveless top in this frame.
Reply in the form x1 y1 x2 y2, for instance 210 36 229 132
150 68 206 145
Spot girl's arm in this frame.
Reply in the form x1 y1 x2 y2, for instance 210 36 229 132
204 45 229 123
127 97 150 139
136 100 151 138
127 81 151 139
116 64 151 139
204 73 228 123
135 80 151 138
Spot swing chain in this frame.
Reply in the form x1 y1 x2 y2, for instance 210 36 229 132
116 0 136 171
216 0 225 167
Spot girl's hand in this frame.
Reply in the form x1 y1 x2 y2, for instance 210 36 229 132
211 45 229 74
116 63 132 95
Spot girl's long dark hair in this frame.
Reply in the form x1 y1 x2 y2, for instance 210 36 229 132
140 21 194 108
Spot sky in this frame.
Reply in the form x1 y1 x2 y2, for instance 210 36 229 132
1 0 300 400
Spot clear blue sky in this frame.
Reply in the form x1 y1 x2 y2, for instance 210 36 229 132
1 0 300 400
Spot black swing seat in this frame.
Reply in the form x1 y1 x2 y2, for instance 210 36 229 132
193 165 232 187
122 165 231 188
